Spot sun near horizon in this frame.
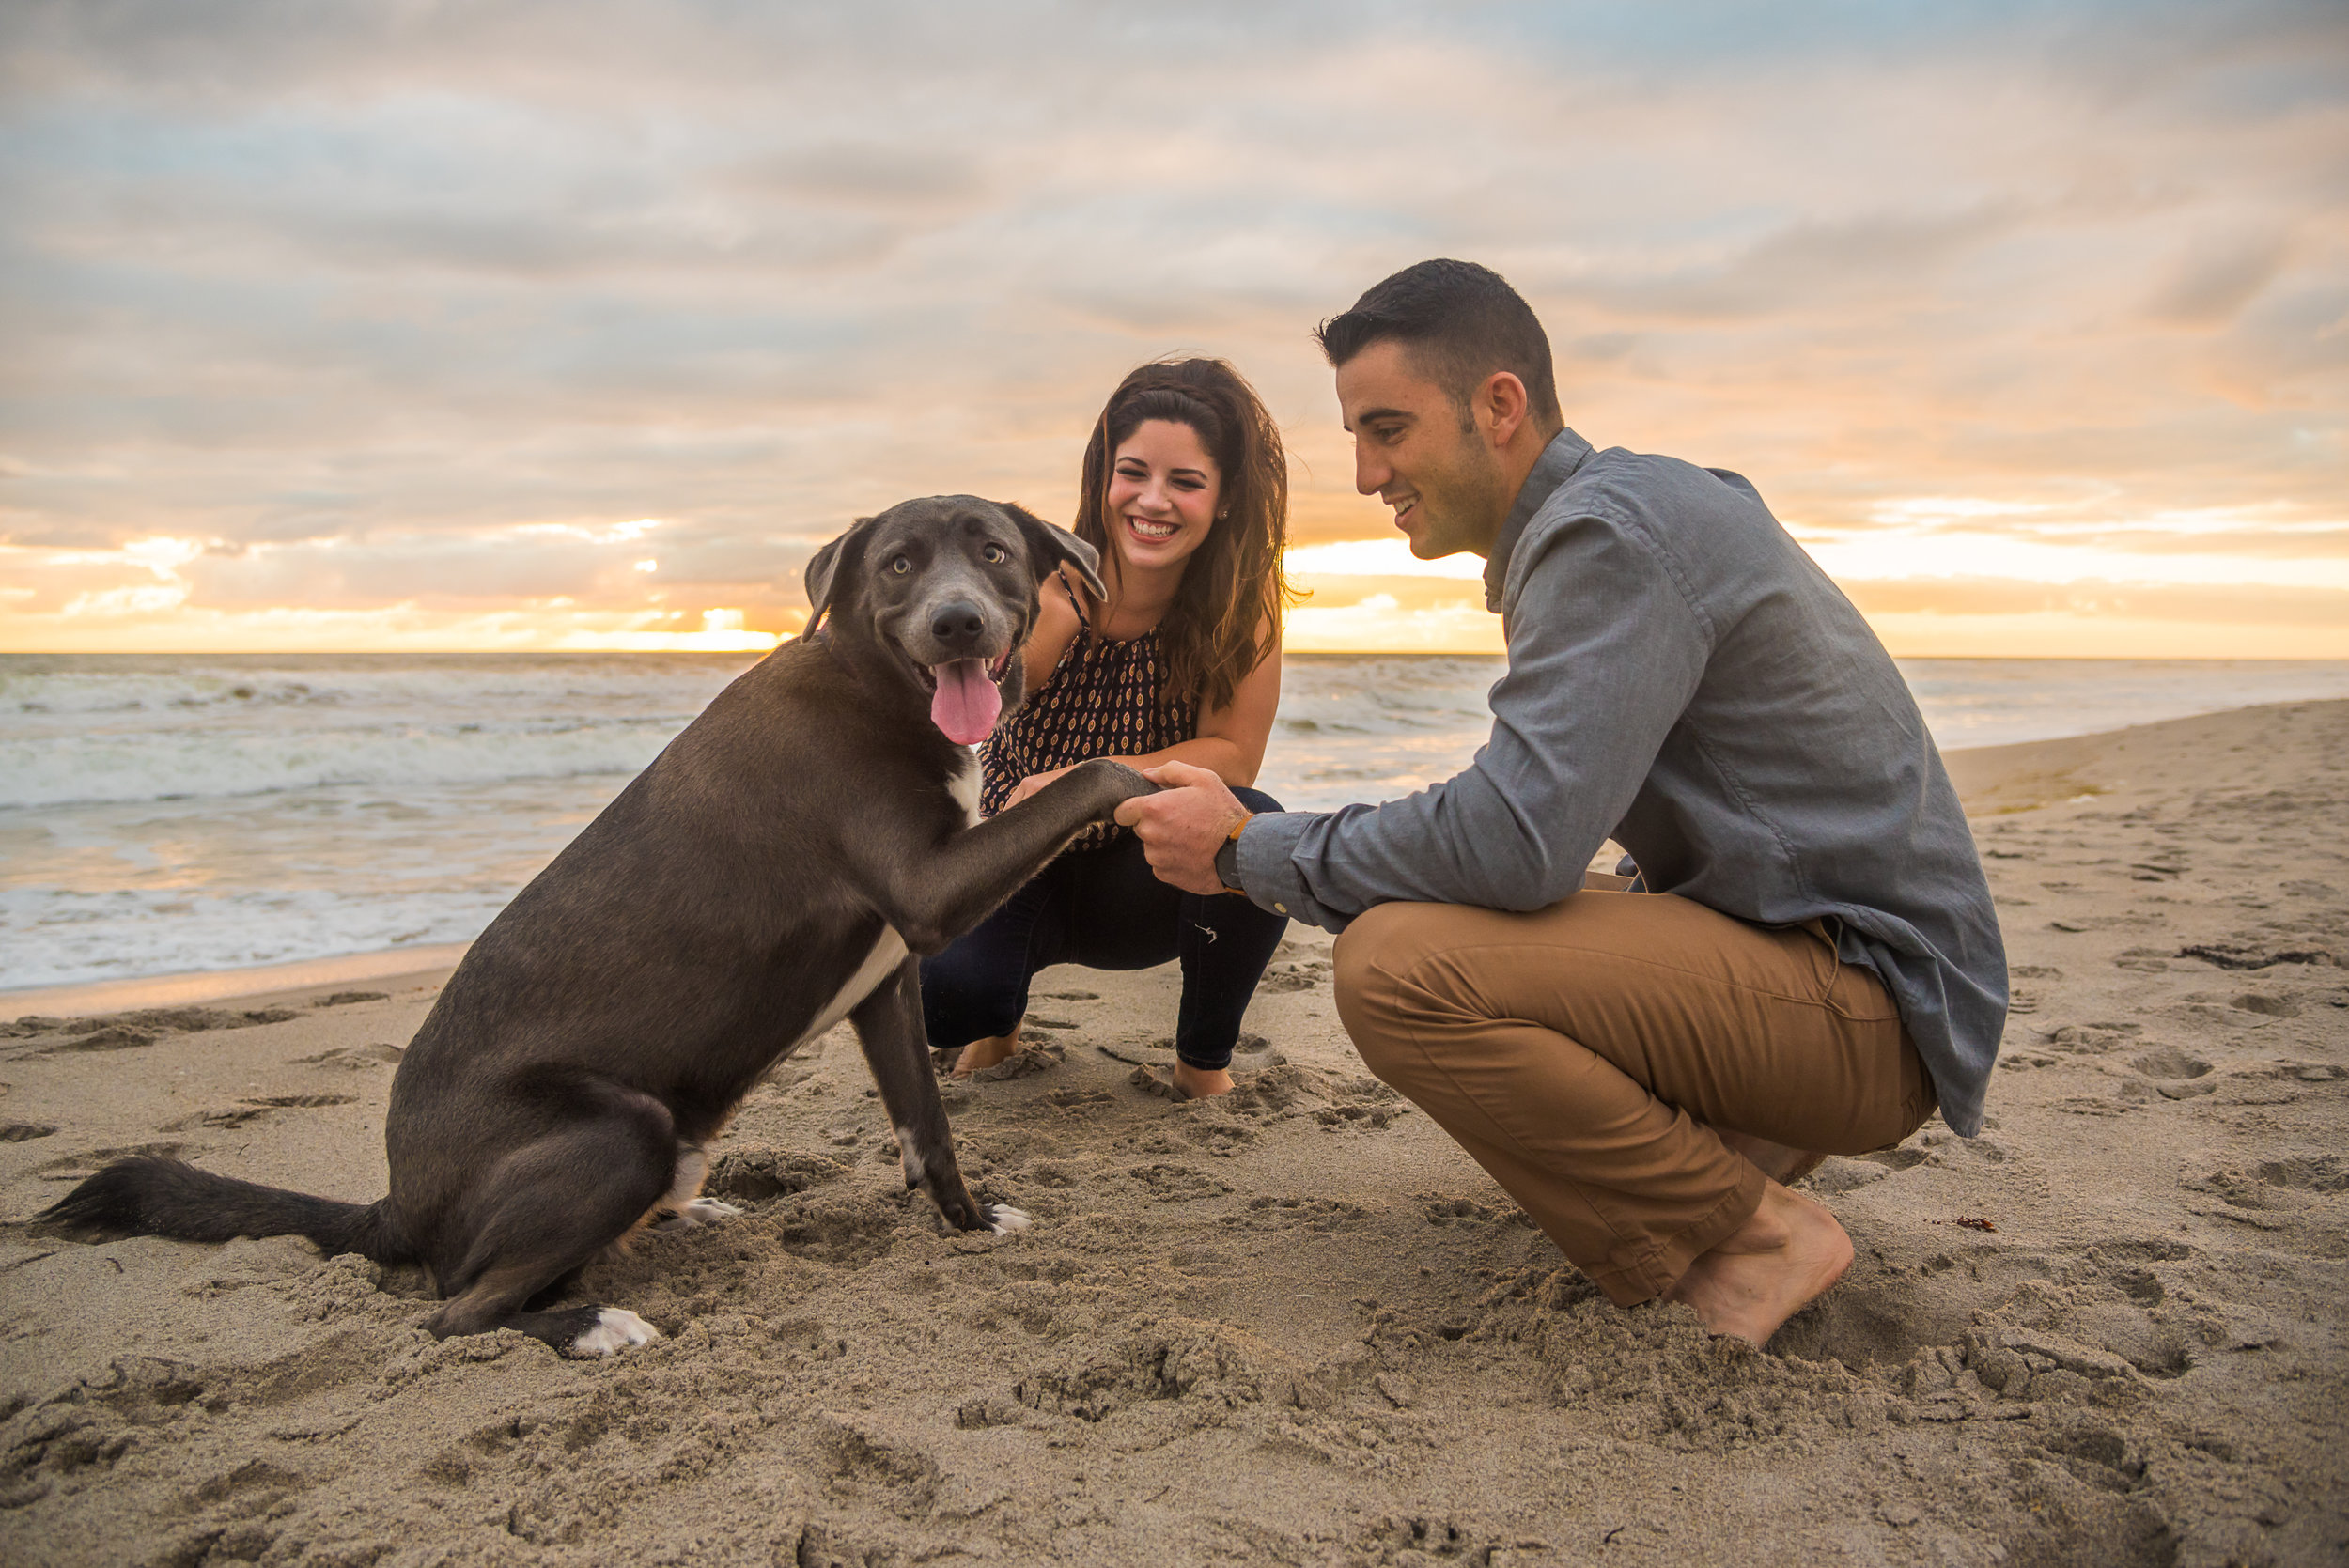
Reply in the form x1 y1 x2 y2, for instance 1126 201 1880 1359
5 518 2343 661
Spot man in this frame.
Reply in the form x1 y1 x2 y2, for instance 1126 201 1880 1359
1119 259 2006 1346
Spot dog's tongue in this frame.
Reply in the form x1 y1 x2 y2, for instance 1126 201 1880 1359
929 659 1001 745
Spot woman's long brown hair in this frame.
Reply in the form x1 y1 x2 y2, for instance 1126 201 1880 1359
1071 358 1300 716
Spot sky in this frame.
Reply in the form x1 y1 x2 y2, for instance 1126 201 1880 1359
2 0 2345 659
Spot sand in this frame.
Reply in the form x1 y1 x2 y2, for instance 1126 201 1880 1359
3 700 2344 1568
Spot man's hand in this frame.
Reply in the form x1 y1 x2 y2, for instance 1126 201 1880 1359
1114 760 1247 897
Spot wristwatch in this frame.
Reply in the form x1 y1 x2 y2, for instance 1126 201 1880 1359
1213 812 1252 895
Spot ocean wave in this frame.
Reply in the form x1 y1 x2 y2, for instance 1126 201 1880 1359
1 654 752 721
0 653 755 810
0 717 705 810
1 882 508 991
12 651 2349 990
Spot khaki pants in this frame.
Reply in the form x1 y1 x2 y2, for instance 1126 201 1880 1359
1332 885 1935 1306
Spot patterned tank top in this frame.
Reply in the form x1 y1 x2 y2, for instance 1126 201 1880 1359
980 575 1197 852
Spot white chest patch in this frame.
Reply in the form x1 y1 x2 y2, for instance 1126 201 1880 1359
793 925 910 1050
947 749 983 829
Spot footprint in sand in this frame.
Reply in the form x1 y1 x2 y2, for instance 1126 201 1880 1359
2124 1047 2215 1099
33 1141 186 1184
1810 1143 1935 1195
704 1146 850 1203
1268 1196 1369 1232
20 1008 303 1059
2228 991 2303 1018
1259 958 1331 993
290 1044 404 1069
1125 1162 1232 1199
2183 1157 2345 1230
968 1041 1066 1081
1420 1194 1535 1231
2042 1021 2143 1055
161 1095 358 1131
2221 1155 2348 1194
1179 1118 1258 1156
1358 1517 1493 1566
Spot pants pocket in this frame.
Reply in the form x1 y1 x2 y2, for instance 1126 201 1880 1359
1805 917 1902 1023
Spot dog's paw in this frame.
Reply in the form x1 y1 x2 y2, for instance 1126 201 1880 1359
984 1203 1032 1234
568 1308 661 1358
653 1196 744 1231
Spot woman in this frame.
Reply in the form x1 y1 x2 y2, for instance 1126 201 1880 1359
921 358 1296 1099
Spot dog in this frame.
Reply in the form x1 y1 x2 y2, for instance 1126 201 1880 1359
39 496 1157 1357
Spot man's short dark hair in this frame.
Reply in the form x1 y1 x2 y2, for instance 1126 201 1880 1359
1315 259 1563 431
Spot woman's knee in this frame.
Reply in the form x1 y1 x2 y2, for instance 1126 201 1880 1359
918 950 1025 1046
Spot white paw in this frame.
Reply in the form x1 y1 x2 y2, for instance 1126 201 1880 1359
568 1308 661 1358
652 1196 744 1231
986 1203 1032 1234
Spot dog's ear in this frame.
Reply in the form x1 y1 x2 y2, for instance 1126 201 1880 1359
802 518 871 629
1003 503 1108 602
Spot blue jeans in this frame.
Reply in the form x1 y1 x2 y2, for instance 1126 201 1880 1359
921 786 1290 1071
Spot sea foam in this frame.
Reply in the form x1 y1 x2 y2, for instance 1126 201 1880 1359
9 652 2349 989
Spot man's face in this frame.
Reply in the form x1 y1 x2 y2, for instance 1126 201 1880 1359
1335 338 1515 561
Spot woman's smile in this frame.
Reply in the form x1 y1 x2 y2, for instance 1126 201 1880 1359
1104 418 1221 575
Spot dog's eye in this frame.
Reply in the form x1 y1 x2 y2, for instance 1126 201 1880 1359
891 555 912 575
981 543 1008 565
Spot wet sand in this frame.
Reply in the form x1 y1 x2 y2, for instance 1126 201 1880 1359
3 700 2344 1567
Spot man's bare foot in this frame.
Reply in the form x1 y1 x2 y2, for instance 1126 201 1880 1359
1664 1181 1853 1347
1716 1128 1828 1187
951 1027 1021 1079
1170 1062 1234 1099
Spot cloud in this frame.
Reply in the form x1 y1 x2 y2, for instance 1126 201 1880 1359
1839 574 2349 629
0 0 2343 655
2147 230 2295 325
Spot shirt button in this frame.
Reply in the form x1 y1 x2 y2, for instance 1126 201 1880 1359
1273 903 1287 915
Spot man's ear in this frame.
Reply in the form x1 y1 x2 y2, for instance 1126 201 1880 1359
1003 503 1107 601
803 518 871 629
1479 370 1531 447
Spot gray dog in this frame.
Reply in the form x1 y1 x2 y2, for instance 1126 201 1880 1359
41 497 1155 1357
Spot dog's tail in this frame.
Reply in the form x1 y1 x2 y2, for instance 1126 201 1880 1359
36 1157 413 1265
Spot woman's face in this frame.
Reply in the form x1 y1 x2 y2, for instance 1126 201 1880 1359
1103 418 1221 578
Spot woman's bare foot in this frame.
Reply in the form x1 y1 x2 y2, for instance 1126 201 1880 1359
1170 1062 1235 1098
1664 1181 1853 1346
950 1027 1022 1079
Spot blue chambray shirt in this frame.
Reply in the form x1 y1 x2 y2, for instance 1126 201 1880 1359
1237 428 2009 1136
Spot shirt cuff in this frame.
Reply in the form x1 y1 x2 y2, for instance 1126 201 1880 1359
1232 810 1350 931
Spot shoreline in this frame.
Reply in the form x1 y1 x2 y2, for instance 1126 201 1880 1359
12 697 2343 1014
1 943 472 1019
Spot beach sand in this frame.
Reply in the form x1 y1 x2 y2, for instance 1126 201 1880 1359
3 700 2343 1567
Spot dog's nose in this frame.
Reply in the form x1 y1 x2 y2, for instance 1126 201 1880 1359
929 601 987 649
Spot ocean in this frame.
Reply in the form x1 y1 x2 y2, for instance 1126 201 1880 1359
8 651 2349 992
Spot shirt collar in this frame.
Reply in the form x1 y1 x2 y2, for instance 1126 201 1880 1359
1483 427 1594 612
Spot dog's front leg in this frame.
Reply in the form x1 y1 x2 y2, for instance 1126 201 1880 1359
876 758 1156 953
849 956 1027 1234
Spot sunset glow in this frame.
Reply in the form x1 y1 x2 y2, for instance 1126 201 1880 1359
2 3 2342 660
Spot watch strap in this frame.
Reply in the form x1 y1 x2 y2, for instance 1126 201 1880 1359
1214 811 1252 895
